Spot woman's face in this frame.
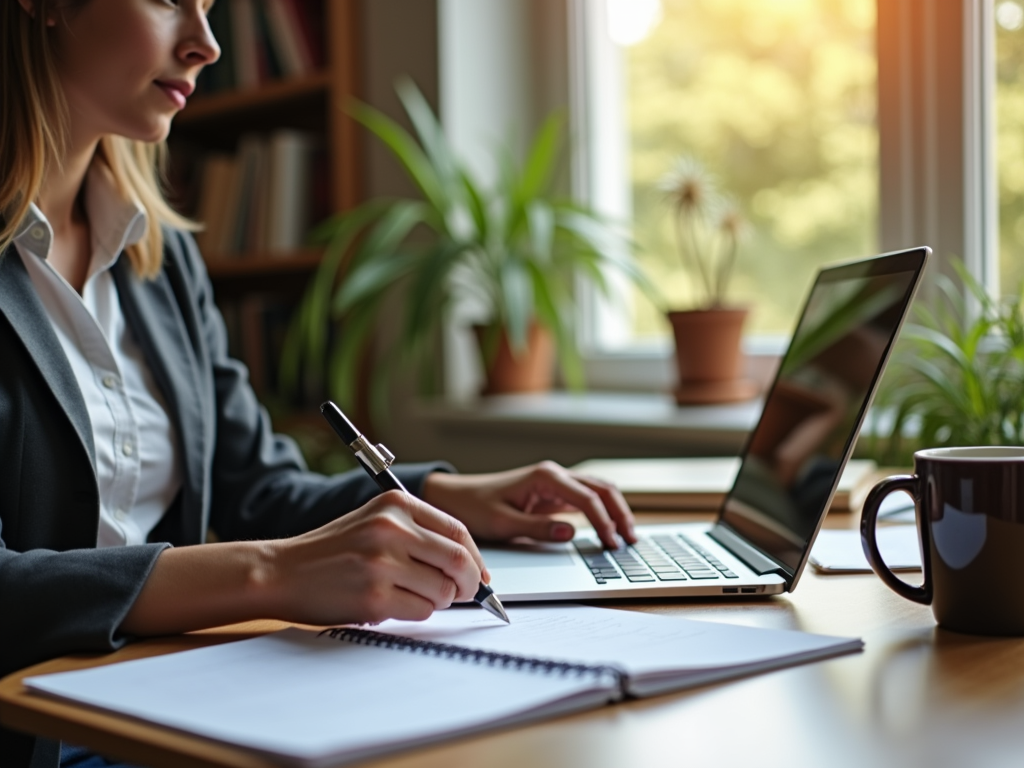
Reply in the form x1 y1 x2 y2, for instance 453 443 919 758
44 0 220 144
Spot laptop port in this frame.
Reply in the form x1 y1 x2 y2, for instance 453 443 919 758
740 587 757 594
722 587 739 594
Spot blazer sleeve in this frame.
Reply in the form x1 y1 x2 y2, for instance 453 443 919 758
163 228 454 541
0 536 169 678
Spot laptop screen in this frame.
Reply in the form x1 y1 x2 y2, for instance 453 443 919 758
717 249 928 579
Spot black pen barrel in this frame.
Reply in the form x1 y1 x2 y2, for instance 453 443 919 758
320 401 360 444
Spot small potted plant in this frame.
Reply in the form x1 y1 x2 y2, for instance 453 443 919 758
283 79 646 415
659 157 758 404
872 262 1024 464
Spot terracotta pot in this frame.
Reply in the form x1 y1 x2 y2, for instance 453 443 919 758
666 307 758 405
473 323 555 395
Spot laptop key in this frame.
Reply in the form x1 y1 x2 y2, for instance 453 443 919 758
656 573 688 581
722 571 739 578
626 575 656 583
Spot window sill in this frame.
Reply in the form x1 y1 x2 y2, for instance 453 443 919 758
414 390 763 455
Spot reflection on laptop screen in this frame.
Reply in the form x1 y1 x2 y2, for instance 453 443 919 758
719 252 924 577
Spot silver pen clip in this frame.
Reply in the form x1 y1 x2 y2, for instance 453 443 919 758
350 436 395 475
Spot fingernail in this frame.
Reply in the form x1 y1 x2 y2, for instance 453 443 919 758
482 568 492 584
551 522 574 541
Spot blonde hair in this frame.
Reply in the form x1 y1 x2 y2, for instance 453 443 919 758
1 0 197 279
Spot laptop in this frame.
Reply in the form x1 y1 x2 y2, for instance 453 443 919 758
480 247 930 601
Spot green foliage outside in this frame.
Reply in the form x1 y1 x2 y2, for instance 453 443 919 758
997 16 1024 293
625 0 877 338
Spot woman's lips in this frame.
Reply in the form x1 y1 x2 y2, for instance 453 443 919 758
155 81 189 110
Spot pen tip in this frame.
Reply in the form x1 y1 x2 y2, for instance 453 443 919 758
481 593 511 624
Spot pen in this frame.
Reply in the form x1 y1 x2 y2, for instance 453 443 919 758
320 401 510 624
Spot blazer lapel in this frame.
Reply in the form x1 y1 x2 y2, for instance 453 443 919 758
113 256 206 537
0 249 96 466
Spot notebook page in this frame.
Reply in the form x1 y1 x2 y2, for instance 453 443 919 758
378 604 862 695
25 627 618 767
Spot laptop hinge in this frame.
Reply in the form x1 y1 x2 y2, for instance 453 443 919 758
709 524 787 578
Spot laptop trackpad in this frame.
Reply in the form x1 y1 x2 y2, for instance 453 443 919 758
479 543 577 568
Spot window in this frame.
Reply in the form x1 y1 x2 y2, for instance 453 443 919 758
573 0 879 361
997 0 1024 292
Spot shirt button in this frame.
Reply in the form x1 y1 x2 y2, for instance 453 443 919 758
114 508 128 521
122 441 134 457
102 374 119 389
29 226 46 241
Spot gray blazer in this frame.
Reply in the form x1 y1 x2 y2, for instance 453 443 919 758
0 229 447 768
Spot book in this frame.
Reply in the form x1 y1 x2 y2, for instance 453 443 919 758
571 457 877 511
265 0 315 77
229 0 261 89
24 605 861 767
266 130 315 254
193 152 238 260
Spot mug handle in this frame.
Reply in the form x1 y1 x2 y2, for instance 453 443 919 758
860 474 932 604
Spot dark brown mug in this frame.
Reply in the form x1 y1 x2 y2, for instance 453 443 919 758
861 446 1024 635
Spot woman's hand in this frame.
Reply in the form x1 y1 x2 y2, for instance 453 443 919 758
421 462 636 549
121 491 488 637
266 490 488 626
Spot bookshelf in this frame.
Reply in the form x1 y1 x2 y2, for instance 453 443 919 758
168 0 360 410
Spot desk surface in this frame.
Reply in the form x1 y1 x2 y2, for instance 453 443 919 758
4 513 1024 768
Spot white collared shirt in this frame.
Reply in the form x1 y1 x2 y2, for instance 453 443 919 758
13 161 183 548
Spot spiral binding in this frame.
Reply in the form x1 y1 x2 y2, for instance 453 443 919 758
319 627 623 685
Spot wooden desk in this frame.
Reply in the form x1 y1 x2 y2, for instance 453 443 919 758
4 513 1024 768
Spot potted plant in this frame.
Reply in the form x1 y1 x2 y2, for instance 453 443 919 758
872 263 1024 465
659 157 758 404
283 79 645 415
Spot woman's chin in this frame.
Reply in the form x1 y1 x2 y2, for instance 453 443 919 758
116 116 173 145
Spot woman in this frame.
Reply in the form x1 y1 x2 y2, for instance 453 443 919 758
0 2 636 766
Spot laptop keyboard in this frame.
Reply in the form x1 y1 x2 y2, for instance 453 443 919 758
575 534 741 585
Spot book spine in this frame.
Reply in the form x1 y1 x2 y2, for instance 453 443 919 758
252 0 283 82
267 130 313 255
230 0 261 88
286 0 324 70
265 0 311 77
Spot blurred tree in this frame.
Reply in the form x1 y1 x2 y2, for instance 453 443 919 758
997 2 1024 295
623 0 877 338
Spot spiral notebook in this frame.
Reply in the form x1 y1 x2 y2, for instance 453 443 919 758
25 605 861 767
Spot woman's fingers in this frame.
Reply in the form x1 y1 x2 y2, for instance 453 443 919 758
574 474 637 544
486 501 578 543
528 463 636 547
392 558 461 611
404 525 482 603
380 587 437 622
406 497 490 582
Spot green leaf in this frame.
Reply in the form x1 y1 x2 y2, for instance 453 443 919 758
281 201 389 395
333 252 421 315
902 324 972 370
349 100 448 219
404 241 471 345
459 169 489 243
499 258 533 352
525 201 555 265
326 302 382 413
395 77 459 190
519 113 563 202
